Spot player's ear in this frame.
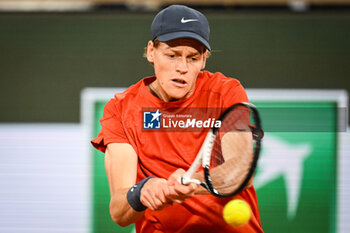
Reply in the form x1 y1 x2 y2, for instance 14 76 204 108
146 40 155 64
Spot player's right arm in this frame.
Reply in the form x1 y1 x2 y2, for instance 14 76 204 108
105 143 143 226
105 143 175 227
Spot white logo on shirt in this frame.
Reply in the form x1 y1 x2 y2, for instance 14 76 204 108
143 110 161 129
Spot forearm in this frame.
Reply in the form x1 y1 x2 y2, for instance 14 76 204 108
191 168 253 195
109 188 145 227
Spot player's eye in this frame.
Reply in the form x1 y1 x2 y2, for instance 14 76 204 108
189 56 199 62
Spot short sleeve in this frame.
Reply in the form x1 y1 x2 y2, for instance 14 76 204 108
91 98 129 153
222 79 249 108
221 79 264 138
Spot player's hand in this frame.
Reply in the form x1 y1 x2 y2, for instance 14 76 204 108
140 178 173 211
166 168 198 204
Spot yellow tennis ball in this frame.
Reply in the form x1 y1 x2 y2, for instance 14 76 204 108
223 199 251 227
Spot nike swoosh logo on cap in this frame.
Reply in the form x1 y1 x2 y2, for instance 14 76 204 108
181 17 199 23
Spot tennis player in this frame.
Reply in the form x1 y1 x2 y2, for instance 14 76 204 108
92 4 263 233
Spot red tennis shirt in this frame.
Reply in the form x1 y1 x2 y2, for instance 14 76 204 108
92 70 264 233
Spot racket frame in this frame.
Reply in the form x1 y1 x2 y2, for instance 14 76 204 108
180 102 262 197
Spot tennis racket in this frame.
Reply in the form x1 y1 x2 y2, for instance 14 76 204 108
180 102 262 197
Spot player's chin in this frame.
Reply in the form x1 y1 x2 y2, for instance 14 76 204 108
168 89 191 101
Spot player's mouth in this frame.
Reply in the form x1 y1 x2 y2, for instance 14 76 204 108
171 78 187 87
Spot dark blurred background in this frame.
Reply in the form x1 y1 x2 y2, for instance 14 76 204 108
0 0 349 123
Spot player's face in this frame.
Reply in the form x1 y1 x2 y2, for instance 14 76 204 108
146 38 207 102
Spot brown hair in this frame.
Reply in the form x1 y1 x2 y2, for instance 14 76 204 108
143 39 211 60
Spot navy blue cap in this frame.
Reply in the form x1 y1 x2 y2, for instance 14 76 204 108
151 5 211 51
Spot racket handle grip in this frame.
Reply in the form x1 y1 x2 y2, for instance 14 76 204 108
180 176 202 185
179 176 186 185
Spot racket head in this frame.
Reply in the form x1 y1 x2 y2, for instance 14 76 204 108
203 102 262 197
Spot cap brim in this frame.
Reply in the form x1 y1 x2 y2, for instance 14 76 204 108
157 31 211 51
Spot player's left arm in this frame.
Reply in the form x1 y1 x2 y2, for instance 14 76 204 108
222 81 254 188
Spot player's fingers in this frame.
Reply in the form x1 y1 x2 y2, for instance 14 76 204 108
156 179 175 207
152 179 175 210
168 169 197 193
160 184 174 205
165 184 179 200
165 184 178 199
166 184 192 204
153 189 170 209
167 168 186 185
167 177 197 202
140 192 156 210
144 190 168 211
173 179 197 196
141 184 161 211
140 178 167 210
151 196 164 210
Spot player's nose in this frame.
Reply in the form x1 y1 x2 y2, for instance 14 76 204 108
176 57 188 74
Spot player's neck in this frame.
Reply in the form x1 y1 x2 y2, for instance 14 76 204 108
147 81 178 102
